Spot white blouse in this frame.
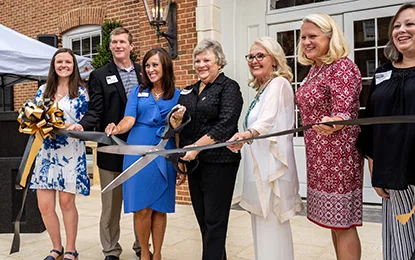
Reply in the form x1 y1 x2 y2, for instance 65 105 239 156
239 77 303 222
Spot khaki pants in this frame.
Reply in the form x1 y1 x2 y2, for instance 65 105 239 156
99 168 124 257
99 168 141 257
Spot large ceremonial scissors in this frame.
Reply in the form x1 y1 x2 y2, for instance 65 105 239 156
98 107 198 193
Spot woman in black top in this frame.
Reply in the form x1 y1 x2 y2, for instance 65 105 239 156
358 3 415 259
178 38 243 260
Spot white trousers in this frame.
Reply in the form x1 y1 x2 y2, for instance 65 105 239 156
251 212 294 260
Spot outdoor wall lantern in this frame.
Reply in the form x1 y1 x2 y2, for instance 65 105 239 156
143 0 178 58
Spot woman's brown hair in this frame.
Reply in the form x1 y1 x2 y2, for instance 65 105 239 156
141 48 175 100
43 48 85 99
384 3 415 63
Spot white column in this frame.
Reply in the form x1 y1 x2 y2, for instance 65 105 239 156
196 0 221 41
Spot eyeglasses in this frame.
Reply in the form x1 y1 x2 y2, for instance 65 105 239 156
245 53 268 62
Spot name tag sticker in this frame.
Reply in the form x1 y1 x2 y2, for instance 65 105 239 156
138 92 149 98
106 75 118 85
180 88 193 95
375 70 392 85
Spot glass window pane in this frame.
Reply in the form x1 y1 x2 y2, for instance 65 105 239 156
292 83 297 93
271 0 293 9
82 36 91 56
295 29 301 55
354 19 375 48
360 79 372 108
296 111 304 136
354 50 376 77
271 0 331 10
297 62 310 83
277 31 295 56
378 48 388 67
72 39 80 55
377 16 393 46
287 57 295 79
92 35 100 55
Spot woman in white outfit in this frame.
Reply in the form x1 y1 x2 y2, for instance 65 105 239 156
227 36 303 260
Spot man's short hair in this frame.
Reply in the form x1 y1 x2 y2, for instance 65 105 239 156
110 27 133 44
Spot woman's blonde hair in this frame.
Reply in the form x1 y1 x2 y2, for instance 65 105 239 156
248 37 293 90
298 13 349 65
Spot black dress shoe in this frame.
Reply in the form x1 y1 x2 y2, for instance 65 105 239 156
104 256 119 260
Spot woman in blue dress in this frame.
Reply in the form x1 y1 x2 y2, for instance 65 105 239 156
30 48 88 260
105 48 186 260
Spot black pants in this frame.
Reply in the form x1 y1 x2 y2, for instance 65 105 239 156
188 161 239 260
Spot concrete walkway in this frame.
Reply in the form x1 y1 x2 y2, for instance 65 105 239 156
0 185 383 260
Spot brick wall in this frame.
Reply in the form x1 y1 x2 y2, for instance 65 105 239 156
0 0 197 205
13 82 39 109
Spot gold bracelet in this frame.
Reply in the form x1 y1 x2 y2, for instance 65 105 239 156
171 115 182 124
247 128 254 137
246 129 254 145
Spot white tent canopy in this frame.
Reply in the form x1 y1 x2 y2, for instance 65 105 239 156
0 24 93 87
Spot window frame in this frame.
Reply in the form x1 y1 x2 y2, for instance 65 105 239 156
267 0 355 14
62 25 102 58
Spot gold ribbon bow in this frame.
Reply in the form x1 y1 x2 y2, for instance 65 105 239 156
16 99 65 187
396 206 415 225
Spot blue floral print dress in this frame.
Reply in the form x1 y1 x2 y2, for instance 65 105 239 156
30 84 90 196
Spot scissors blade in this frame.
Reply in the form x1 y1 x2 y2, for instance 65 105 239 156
102 154 158 193
97 145 156 155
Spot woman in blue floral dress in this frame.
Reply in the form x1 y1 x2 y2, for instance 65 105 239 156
30 48 89 260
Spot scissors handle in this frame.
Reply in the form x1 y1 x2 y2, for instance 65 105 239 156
161 107 191 140
165 152 199 175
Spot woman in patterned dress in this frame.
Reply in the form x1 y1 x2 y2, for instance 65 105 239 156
295 13 364 259
30 48 89 260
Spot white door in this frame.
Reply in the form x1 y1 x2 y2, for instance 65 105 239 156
344 6 401 203
269 21 307 197
225 0 269 202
